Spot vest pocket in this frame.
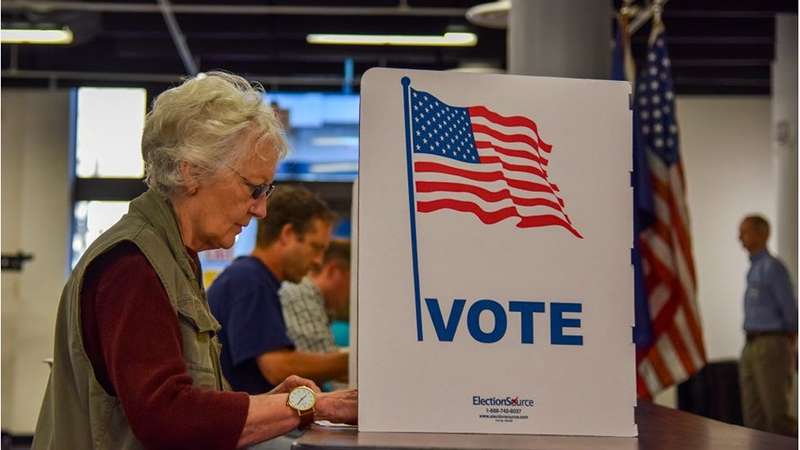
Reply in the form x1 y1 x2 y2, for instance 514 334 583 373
176 297 222 390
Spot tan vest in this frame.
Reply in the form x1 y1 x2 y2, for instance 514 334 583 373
32 189 231 450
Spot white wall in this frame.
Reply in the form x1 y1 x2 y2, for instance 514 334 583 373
654 96 780 410
1 89 71 434
774 14 798 285
678 96 776 362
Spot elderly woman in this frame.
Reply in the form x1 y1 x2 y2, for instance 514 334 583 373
32 72 357 450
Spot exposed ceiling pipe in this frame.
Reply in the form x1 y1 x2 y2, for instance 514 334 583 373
4 68 768 88
2 1 467 16
1 69 358 86
157 0 197 75
3 1 774 19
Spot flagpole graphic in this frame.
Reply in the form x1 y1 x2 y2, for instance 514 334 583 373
401 76 425 342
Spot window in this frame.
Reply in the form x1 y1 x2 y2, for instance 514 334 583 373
75 88 146 178
70 87 148 267
267 92 360 181
71 201 129 268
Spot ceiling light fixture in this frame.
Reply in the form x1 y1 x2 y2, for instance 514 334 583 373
465 1 510 30
1 27 74 45
307 32 477 47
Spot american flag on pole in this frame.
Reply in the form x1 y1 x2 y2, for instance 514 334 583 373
624 20 708 398
408 87 582 238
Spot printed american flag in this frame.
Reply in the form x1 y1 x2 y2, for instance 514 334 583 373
409 87 582 238
632 22 707 398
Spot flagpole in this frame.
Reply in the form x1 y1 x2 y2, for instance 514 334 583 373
401 76 424 341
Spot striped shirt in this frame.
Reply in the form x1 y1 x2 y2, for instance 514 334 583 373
279 276 338 353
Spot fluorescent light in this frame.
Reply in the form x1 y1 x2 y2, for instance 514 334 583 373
448 62 504 74
309 162 359 173
307 32 477 47
2 27 74 44
311 136 359 147
466 0 510 29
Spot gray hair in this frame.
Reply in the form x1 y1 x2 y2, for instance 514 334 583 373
142 71 288 195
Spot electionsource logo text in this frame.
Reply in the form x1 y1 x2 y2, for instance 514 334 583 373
472 395 535 407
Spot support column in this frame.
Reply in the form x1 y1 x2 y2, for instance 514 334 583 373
508 0 611 78
773 14 798 286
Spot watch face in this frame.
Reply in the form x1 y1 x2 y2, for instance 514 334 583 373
289 387 316 410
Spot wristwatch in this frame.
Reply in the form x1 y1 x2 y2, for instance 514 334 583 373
287 386 317 429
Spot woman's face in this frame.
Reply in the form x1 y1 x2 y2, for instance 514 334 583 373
190 135 278 251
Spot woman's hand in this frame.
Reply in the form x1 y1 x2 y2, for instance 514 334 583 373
267 374 321 395
316 389 358 424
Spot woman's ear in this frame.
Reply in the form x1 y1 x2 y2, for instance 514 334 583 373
179 161 199 195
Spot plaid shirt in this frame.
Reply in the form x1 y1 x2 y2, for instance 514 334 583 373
279 276 338 353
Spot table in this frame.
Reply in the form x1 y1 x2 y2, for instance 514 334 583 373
293 402 797 450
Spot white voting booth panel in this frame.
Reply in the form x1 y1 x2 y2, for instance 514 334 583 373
358 68 636 437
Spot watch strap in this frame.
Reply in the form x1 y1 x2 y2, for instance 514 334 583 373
297 408 315 429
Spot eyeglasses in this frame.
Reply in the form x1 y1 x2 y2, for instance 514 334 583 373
227 166 276 200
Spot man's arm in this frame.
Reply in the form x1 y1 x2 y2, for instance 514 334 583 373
770 261 798 332
256 349 348 386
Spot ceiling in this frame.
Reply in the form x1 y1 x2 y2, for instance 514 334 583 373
1 0 797 95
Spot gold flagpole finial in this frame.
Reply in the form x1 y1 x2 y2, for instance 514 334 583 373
620 0 639 19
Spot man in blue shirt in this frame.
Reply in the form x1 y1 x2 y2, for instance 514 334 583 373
208 187 348 394
738 214 797 436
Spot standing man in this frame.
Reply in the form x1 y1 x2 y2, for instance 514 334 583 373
208 187 348 395
280 239 351 354
738 214 798 436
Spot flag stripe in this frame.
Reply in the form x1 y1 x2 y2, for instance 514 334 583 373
669 164 692 230
638 360 661 397
643 231 674 277
640 238 706 385
674 288 706 356
476 146 565 204
416 199 582 237
416 189 569 220
648 180 704 354
477 149 550 175
647 283 671 320
414 161 561 198
416 152 556 191
415 181 567 211
476 141 549 166
414 171 559 202
675 308 705 369
666 176 697 287
417 150 547 180
644 342 675 388
468 106 553 153
471 124 547 158
657 333 687 382
480 155 548 180
650 174 694 290
640 240 684 331
666 324 696 375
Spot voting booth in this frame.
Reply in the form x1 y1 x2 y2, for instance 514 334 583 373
357 68 636 437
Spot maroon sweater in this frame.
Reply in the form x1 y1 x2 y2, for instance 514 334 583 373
80 241 249 450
